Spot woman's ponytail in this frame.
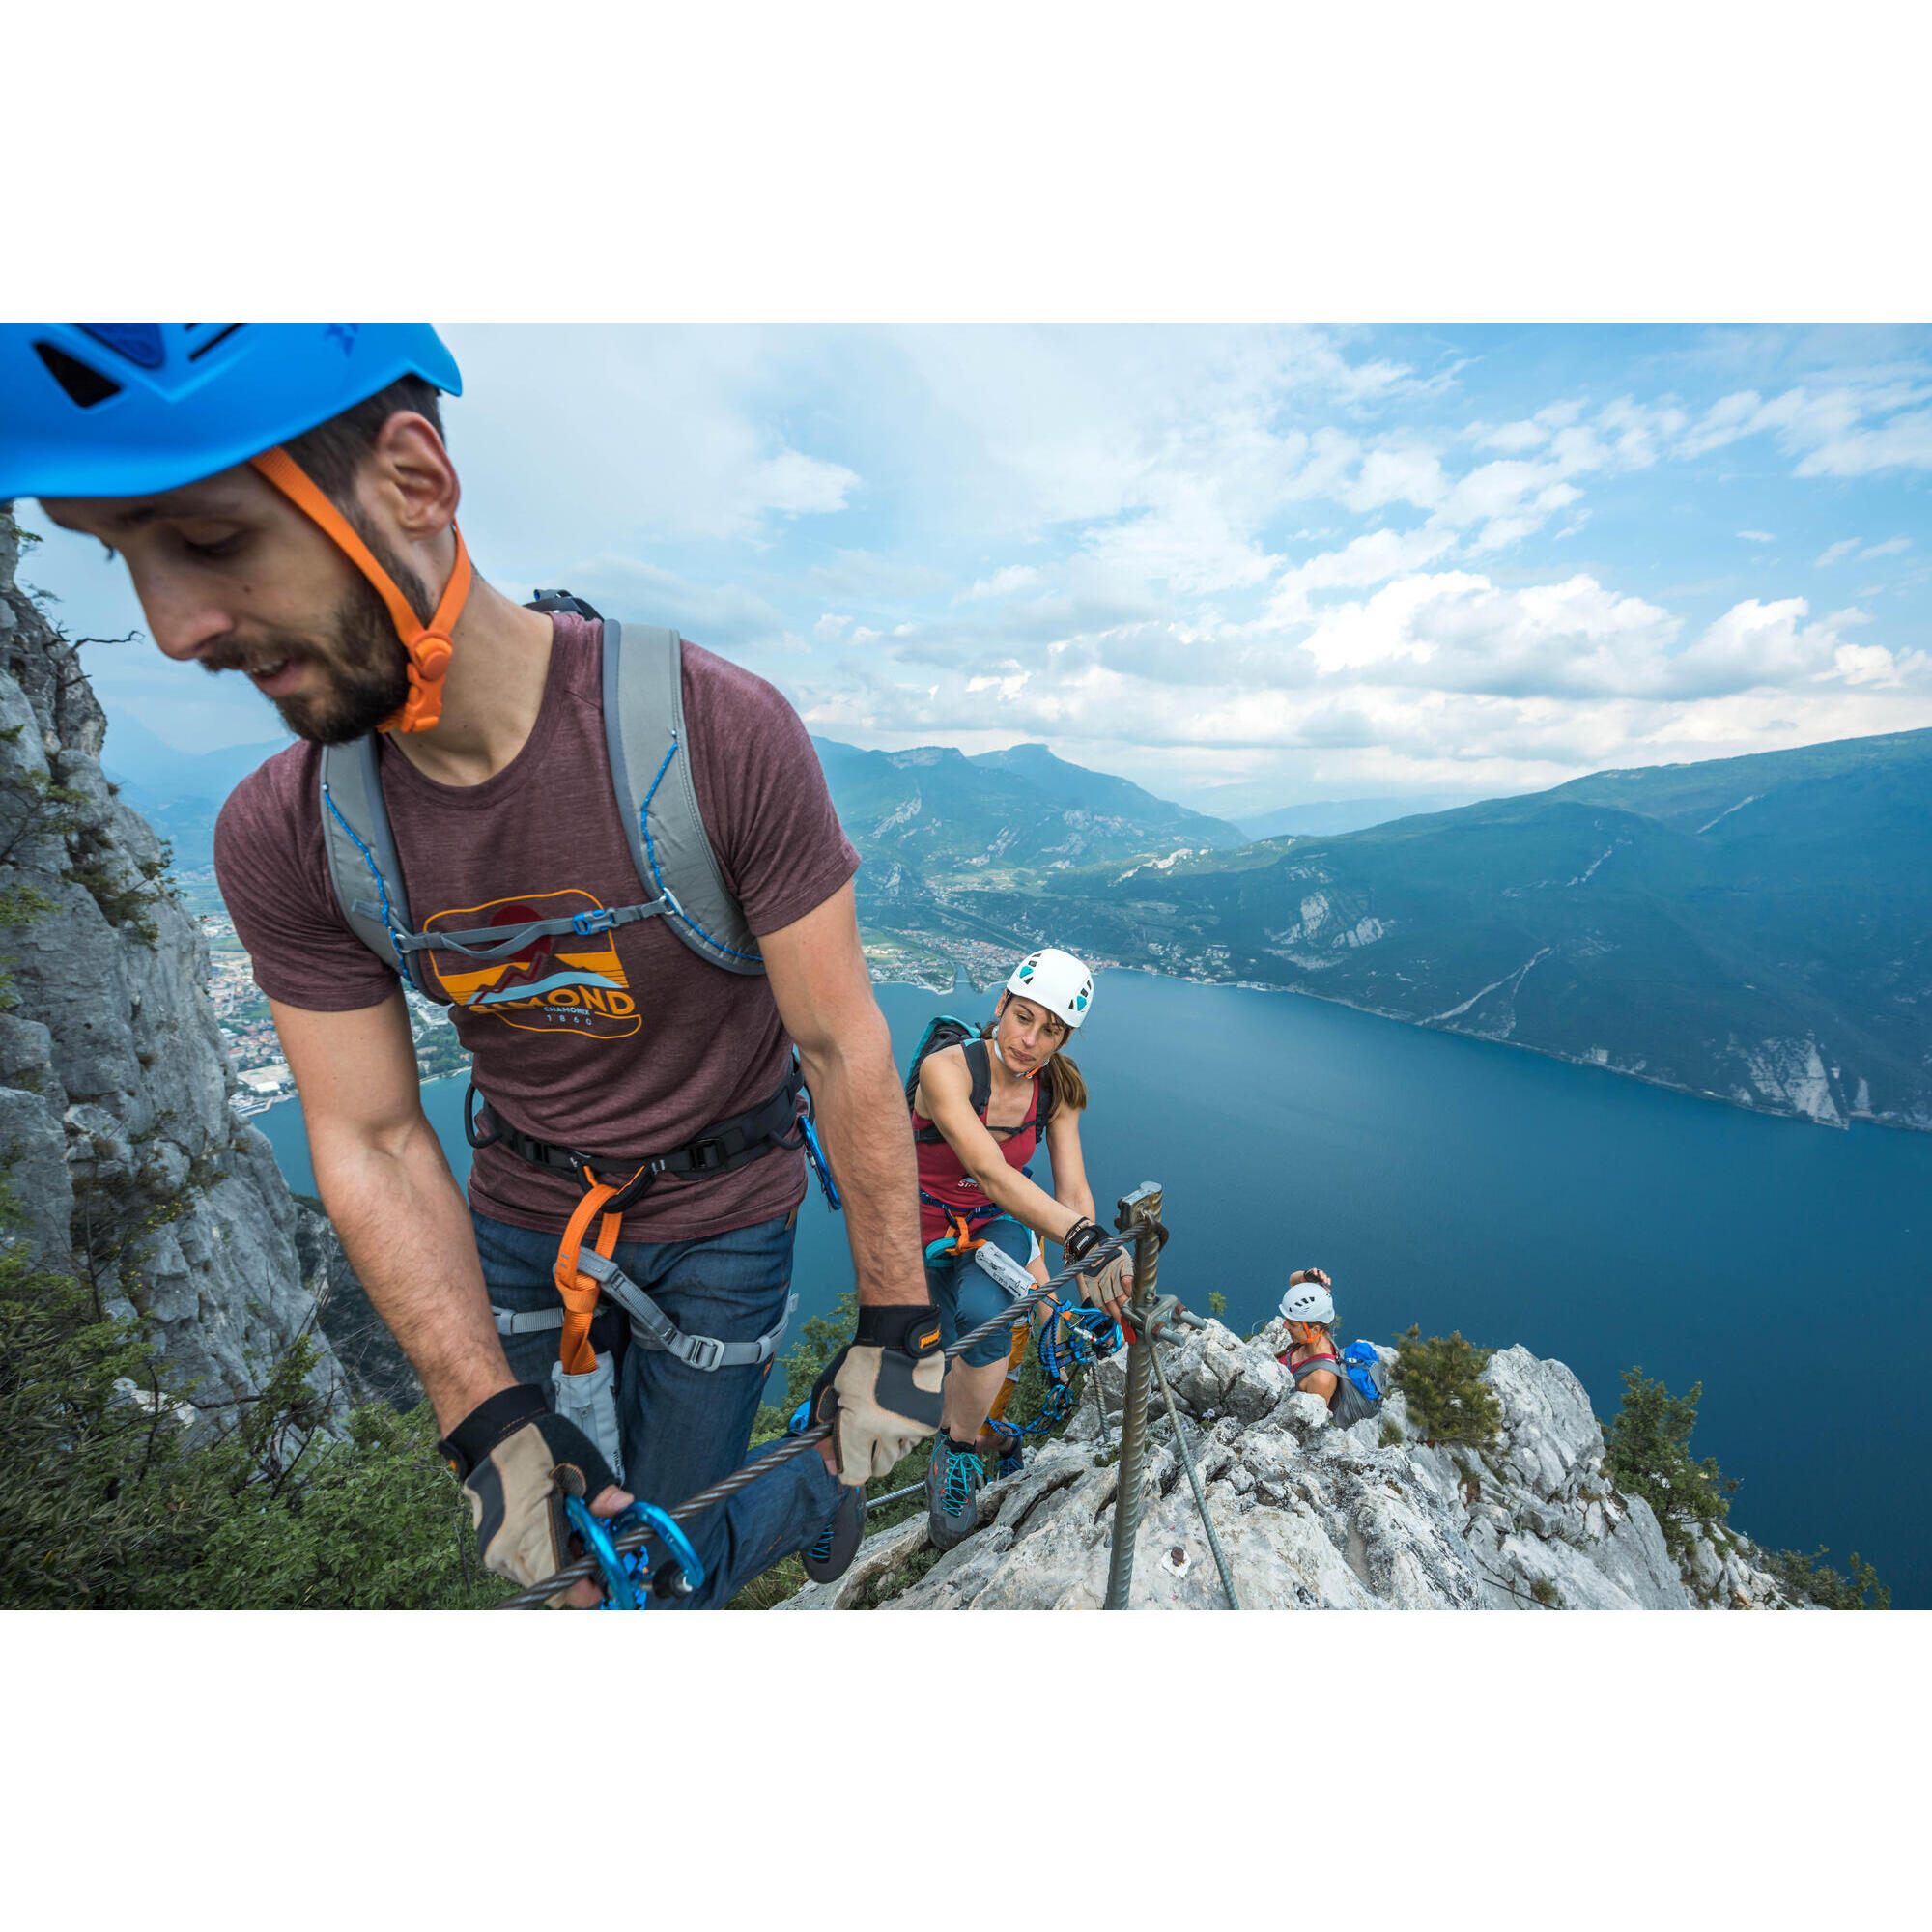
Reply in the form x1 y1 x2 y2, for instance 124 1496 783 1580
1043 1050 1087 1115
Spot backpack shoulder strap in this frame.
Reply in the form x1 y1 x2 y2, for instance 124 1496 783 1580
318 737 423 992
605 621 764 978
963 1037 993 1122
1290 1352 1341 1385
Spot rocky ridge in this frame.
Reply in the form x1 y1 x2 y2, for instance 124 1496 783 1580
0 511 346 1426
782 1319 1796 1612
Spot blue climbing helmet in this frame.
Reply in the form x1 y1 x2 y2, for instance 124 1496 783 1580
0 323 463 502
0 323 471 734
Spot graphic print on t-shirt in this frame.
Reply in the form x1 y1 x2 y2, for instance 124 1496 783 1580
426 890 642 1038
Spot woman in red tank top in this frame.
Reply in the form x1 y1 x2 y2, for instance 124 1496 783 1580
1276 1269 1341 1406
909 949 1132 1552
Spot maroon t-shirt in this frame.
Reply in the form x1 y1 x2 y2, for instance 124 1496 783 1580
214 615 859 1240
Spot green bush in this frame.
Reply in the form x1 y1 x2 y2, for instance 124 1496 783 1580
1389 1325 1500 1449
1603 1366 1738 1561
0 1230 502 1609
1760 1544 1889 1611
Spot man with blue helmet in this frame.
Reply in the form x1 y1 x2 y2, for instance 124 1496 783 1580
0 324 941 1605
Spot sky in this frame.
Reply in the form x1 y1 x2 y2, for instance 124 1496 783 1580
15 323 1931 818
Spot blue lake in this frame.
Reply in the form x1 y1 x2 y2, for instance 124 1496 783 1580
257 968 1932 1606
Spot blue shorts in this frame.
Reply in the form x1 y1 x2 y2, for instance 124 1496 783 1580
924 1214 1036 1368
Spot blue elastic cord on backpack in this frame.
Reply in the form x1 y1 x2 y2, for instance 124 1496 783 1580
564 1494 706 1609
1338 1341 1383 1405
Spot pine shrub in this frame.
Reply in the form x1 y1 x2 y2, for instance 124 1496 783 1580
1603 1366 1737 1561
1389 1325 1500 1449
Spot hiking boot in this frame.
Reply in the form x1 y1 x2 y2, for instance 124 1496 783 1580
802 1482 867 1584
925 1434 985 1551
991 1432 1026 1480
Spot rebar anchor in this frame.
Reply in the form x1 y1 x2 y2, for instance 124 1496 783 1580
1103 1181 1167 1610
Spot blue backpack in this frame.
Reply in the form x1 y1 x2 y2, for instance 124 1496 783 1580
1290 1341 1388 1426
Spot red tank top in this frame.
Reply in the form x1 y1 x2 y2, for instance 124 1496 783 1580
911 1040 1043 1242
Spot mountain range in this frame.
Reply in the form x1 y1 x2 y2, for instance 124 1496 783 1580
813 735 1242 947
926 728 1932 1132
1234 793 1493 839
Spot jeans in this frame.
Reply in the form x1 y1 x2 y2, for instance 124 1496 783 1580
924 1213 1035 1367
474 1206 843 1609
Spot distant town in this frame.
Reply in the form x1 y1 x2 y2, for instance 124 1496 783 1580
190 872 468 1117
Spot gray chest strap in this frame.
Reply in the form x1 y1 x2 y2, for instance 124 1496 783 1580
492 1255 797 1375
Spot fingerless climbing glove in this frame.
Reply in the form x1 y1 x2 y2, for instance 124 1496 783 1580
440 1383 620 1603
1073 1246 1133 1313
810 1302 946 1484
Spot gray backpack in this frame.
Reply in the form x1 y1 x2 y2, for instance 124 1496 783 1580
317 596 763 999
1291 1344 1387 1427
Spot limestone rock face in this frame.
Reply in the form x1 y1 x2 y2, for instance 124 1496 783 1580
781 1320 1799 1613
0 512 346 1423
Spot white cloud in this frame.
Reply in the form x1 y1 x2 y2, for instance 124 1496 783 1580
1343 441 1448 514
960 564 1043 601
1794 407 1932 476
1738 529 1776 543
749 447 858 517
1297 571 1680 695
1478 419 1549 453
1079 476 1282 594
1266 526 1462 623
1833 642 1902 686
1816 538 1861 567
442 327 864 550
1861 535 1912 558
1666 598 1851 699
1681 379 1932 476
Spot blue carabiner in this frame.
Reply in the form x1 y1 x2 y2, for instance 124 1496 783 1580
800 1107 841 1211
564 1495 708 1609
565 1494 641 1608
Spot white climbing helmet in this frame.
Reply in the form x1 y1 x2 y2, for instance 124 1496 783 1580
1005 948 1094 1030
1279 1280 1335 1325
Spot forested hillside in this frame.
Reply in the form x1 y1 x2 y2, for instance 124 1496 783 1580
908 729 1932 1132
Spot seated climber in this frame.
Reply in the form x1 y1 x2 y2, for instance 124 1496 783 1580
1276 1270 1341 1404
906 949 1131 1551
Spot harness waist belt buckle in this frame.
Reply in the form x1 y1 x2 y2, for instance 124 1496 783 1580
571 907 619 936
680 1333 727 1373
686 1136 728 1173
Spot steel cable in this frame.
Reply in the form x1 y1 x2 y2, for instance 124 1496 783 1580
1147 1326 1240 1609
495 1232 1138 1609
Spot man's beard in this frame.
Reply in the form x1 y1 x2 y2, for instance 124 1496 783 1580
204 535 435 746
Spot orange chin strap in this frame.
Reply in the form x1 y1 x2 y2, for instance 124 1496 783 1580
248 445 471 734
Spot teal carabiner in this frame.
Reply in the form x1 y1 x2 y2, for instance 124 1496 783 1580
563 1494 708 1608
